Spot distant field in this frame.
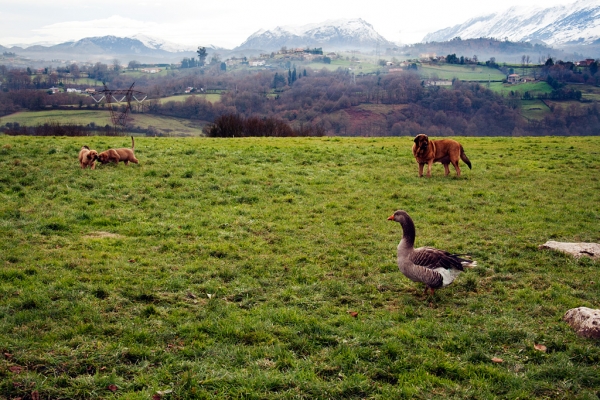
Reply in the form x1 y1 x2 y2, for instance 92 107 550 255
1 110 206 136
520 99 551 120
489 81 553 96
419 64 505 81
159 93 221 104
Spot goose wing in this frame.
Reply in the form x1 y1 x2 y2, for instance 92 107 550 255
410 247 467 271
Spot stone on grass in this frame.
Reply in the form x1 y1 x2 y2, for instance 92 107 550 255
563 307 600 339
539 241 600 260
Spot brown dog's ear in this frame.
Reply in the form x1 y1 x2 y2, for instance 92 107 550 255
413 136 419 143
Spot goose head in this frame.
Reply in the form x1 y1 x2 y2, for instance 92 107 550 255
387 210 411 223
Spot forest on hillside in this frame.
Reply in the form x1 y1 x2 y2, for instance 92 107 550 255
1 60 599 137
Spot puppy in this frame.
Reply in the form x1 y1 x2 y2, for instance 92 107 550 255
78 145 98 169
412 134 471 177
97 136 139 165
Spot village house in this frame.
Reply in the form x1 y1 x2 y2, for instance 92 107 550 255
576 59 595 66
141 67 161 74
423 79 453 87
66 88 82 93
507 74 520 84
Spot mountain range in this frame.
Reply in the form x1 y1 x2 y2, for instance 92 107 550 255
423 0 600 47
1 3 599 66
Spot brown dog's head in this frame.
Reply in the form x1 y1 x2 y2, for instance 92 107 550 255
413 134 429 153
88 150 98 162
97 152 109 164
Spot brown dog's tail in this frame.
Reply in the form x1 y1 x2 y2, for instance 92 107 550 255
460 145 472 169
131 136 135 151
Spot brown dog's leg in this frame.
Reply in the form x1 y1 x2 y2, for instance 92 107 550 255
452 160 461 176
426 161 433 177
443 163 450 176
418 163 425 177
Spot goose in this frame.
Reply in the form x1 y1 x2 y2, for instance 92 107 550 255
387 210 477 295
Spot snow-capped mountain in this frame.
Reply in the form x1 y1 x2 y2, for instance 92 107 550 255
423 0 600 47
236 18 394 51
131 34 195 53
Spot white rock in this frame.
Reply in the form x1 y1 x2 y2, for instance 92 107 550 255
539 241 600 259
563 307 600 339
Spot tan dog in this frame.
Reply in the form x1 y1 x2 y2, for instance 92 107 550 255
412 134 471 177
97 136 139 165
78 146 98 169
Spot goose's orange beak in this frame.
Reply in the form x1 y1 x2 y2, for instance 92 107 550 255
387 215 394 220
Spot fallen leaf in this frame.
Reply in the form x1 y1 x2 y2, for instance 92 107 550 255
9 366 23 374
107 384 118 392
534 344 547 352
31 390 40 400
186 291 197 299
491 357 503 363
3 353 13 359
207 293 213 299
128 259 136 263
347 311 358 318
157 389 173 395
152 395 162 400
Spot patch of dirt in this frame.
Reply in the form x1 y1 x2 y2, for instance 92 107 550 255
84 231 123 239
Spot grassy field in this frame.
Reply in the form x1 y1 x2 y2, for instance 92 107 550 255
520 99 552 121
418 64 506 81
1 110 205 136
0 135 599 399
159 94 222 104
489 81 553 97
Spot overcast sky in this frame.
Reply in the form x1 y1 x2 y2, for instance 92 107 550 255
0 0 578 49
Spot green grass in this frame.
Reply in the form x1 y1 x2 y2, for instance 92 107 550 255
0 135 599 399
520 99 551 120
489 81 553 97
159 93 222 104
1 110 206 136
419 64 506 81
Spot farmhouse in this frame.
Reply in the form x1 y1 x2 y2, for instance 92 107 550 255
508 74 520 84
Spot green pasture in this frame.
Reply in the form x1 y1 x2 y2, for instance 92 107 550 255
489 81 553 97
520 99 551 120
1 110 205 136
418 64 506 81
159 93 221 104
0 136 599 398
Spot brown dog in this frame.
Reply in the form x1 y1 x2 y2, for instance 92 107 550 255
97 136 139 165
78 145 98 169
412 134 471 177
